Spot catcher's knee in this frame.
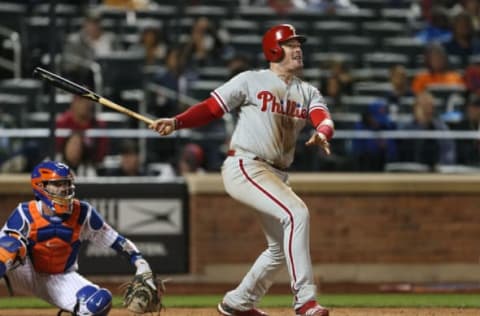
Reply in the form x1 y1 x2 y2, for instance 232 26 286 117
74 285 112 316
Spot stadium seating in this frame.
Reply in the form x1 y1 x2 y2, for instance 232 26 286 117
360 20 407 44
352 81 393 97
221 19 260 36
0 0 477 171
362 52 409 69
184 5 229 20
95 51 145 99
0 79 43 113
0 92 28 127
188 80 222 100
0 3 26 32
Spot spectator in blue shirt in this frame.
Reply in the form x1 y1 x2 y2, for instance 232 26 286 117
351 100 398 171
443 11 480 68
415 6 452 44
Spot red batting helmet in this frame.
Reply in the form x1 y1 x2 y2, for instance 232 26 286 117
262 24 306 62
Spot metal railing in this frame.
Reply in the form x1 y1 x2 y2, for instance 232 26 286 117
0 128 478 140
0 25 21 78
57 54 103 94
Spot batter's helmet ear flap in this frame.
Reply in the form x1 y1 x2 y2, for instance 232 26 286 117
262 24 306 62
268 45 285 63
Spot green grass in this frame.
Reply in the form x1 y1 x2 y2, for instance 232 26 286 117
0 294 480 309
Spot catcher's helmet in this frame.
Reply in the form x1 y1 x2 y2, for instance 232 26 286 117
31 161 75 216
262 24 306 62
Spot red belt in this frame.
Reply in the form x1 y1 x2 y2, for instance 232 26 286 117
227 150 286 171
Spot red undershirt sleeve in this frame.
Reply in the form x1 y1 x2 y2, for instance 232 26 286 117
309 108 334 140
174 97 225 129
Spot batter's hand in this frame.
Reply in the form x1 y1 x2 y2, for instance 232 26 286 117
306 132 331 155
149 118 176 136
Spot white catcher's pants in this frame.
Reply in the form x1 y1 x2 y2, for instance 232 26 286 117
221 156 317 311
6 257 96 312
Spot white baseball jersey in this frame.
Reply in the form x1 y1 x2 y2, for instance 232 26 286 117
212 69 328 169
217 68 331 311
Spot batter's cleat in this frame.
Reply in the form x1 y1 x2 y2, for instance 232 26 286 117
295 300 329 316
217 302 269 316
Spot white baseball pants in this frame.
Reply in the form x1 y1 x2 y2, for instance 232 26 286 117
221 156 317 311
6 257 95 312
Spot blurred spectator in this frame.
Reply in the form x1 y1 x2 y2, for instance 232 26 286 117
398 91 456 168
412 43 465 94
103 0 151 10
412 1 457 30
418 0 434 22
227 54 252 79
61 9 119 86
451 0 480 31
101 140 152 176
449 95 480 166
56 95 109 166
299 0 359 13
0 141 44 174
464 60 480 96
57 132 97 177
249 0 359 14
351 101 398 171
321 76 344 112
443 11 480 68
180 17 231 69
241 0 294 13
177 143 205 176
384 64 414 113
0 112 18 163
129 22 168 66
151 46 191 117
147 46 194 164
264 0 294 14
328 59 353 92
319 58 353 112
0 97 44 173
414 6 452 44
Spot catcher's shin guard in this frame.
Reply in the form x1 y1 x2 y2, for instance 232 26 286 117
74 285 112 316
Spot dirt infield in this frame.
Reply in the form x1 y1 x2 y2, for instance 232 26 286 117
1 307 480 315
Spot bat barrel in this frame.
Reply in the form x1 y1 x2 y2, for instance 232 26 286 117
33 67 100 100
34 67 155 126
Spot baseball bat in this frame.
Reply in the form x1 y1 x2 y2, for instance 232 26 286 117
33 67 154 125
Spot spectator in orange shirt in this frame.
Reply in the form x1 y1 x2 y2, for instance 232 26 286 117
411 43 465 94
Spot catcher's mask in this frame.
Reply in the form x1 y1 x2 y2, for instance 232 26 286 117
262 24 306 62
31 161 75 216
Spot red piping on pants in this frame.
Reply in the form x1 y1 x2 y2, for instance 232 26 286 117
238 159 298 287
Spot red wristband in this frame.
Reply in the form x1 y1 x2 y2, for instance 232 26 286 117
317 124 334 140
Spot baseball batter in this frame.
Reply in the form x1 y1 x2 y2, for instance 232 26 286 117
0 161 156 315
150 24 333 316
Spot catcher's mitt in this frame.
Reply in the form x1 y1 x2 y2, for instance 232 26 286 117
121 272 165 315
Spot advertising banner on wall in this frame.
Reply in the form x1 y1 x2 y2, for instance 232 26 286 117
75 178 189 275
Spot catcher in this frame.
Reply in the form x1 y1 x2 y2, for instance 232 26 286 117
0 160 162 315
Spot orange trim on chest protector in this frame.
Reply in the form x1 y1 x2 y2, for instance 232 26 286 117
28 200 82 274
